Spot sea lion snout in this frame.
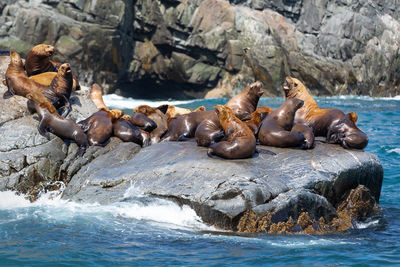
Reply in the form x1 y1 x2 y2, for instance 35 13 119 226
45 45 55 56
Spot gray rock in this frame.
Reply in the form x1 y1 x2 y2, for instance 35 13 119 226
62 140 383 231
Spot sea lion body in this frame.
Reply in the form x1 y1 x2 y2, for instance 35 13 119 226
134 105 168 144
161 104 206 122
25 44 80 90
245 110 263 136
258 98 312 148
208 105 256 159
129 113 157 132
3 51 46 99
89 83 108 111
283 77 368 149
30 72 78 91
225 81 264 120
113 115 147 147
194 111 224 147
26 91 88 156
79 109 123 146
162 110 216 141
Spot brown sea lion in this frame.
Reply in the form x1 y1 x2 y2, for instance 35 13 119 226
24 44 80 90
157 104 206 123
162 110 216 142
194 111 224 147
113 115 149 147
256 106 273 120
133 105 168 144
3 51 46 99
30 72 78 91
208 105 256 159
26 91 88 156
27 63 73 117
225 81 264 120
245 110 263 136
89 83 108 111
258 98 314 149
128 113 157 133
78 108 124 146
283 77 368 149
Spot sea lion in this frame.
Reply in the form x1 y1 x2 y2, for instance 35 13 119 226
225 81 264 120
194 111 224 147
133 105 168 144
4 51 72 117
258 98 314 148
27 63 73 117
256 106 273 120
24 44 80 89
26 91 88 156
283 77 368 149
208 105 256 159
3 51 45 99
244 110 263 136
112 115 149 147
29 72 78 91
128 113 157 133
162 104 206 121
78 108 124 146
162 110 216 142
89 83 108 111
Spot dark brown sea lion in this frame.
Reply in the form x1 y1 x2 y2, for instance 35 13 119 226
78 108 124 146
26 91 88 156
24 44 80 90
113 115 149 147
208 105 256 159
258 98 314 149
128 113 157 132
225 81 264 120
283 77 368 149
162 110 216 142
133 105 168 144
194 111 224 147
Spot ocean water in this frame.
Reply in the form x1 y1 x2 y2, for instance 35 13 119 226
1 96 399 266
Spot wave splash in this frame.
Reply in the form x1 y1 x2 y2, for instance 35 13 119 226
0 186 213 231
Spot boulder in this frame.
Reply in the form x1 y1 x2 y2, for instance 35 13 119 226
62 140 383 234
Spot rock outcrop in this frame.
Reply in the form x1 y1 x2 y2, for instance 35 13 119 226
0 53 384 234
0 0 399 98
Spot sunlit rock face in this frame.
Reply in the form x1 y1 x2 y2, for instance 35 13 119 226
0 0 399 98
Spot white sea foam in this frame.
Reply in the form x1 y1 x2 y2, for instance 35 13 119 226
103 94 199 109
321 95 400 101
388 148 400 154
268 238 357 248
355 219 380 229
0 189 213 231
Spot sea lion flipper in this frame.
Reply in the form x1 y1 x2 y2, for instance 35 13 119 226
3 90 14 99
77 118 91 132
38 118 51 140
58 95 71 117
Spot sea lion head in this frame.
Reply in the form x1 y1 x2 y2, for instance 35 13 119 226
58 63 72 76
283 77 305 98
214 104 233 121
32 44 55 57
121 114 131 121
109 109 124 120
194 106 206 112
327 112 368 149
247 81 264 98
134 105 155 116
9 51 23 67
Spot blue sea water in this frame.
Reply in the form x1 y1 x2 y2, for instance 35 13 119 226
1 96 399 266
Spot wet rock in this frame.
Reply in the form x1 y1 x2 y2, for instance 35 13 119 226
62 140 383 233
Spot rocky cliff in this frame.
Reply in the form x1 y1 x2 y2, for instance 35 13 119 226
1 0 399 98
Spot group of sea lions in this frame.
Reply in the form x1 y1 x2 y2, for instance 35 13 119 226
2 44 369 159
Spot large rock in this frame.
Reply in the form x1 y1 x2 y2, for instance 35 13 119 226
0 0 399 97
62 140 383 234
